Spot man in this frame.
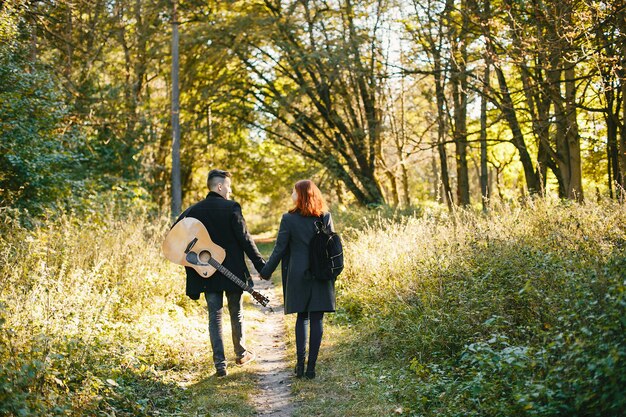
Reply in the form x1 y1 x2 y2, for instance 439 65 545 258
174 169 266 377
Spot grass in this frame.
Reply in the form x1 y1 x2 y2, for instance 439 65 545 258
292 198 626 416
0 209 258 416
2 198 624 416
290 325 405 417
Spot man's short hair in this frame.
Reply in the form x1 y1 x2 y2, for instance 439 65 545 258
207 169 232 190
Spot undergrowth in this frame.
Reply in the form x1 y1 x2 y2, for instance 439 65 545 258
334 198 625 416
2 198 624 417
0 207 230 416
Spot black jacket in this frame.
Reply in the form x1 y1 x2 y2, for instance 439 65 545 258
260 212 335 314
174 192 266 299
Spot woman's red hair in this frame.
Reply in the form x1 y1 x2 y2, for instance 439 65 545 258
289 180 328 217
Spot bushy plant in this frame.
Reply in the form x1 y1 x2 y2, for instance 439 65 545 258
0 31 89 215
0 9 155 221
0 206 205 416
336 198 626 416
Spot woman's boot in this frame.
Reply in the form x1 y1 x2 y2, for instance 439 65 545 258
295 362 305 378
295 354 305 378
304 369 315 379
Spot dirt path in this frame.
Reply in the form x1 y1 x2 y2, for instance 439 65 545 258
247 278 296 417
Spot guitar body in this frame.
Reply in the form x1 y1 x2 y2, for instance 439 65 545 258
162 217 271 308
162 217 226 278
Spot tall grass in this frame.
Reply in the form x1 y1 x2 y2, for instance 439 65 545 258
0 208 211 416
2 199 624 416
335 198 625 416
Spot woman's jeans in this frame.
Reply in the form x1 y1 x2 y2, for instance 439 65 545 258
295 312 324 372
205 291 247 371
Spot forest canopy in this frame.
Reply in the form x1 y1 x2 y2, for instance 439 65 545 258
1 0 625 219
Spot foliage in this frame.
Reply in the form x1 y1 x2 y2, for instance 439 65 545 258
0 8 156 220
0 206 236 416
332 198 626 416
222 0 390 205
0 34 87 214
5 0 624 215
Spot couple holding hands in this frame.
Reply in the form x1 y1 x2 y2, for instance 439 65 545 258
173 169 337 379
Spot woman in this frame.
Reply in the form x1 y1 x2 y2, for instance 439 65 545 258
260 180 336 379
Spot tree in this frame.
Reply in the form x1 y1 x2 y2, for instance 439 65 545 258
171 0 182 216
222 0 388 206
405 0 455 209
585 2 625 198
9 0 624 213
24 0 170 189
0 6 88 214
449 0 471 206
478 0 491 211
470 0 587 199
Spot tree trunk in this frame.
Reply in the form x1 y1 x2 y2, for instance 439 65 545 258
65 2 73 79
324 156 374 205
535 139 552 194
596 18 621 198
452 68 470 206
385 171 400 207
606 92 619 198
517 49 552 196
550 61 583 200
614 35 626 199
493 66 540 194
438 142 453 211
478 0 490 211
433 50 453 210
564 65 583 201
376 135 399 207
397 68 411 207
171 0 182 217
480 62 490 211
452 0 470 206
431 146 440 201
620 37 626 198
401 162 410 207
30 23 38 62
334 179 345 205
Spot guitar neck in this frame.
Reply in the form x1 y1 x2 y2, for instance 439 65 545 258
207 258 253 292
206 257 270 308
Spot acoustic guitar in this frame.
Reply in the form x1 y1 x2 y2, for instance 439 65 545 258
162 217 270 308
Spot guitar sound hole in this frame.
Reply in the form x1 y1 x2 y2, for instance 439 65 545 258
198 250 212 263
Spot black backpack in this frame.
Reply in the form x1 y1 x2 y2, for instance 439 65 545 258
309 214 344 281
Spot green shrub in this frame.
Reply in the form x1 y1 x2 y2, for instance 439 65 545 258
0 208 202 416
337 198 626 416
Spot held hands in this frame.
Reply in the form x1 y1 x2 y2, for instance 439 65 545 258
258 263 271 280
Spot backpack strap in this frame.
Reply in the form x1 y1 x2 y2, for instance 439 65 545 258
314 212 331 232
314 215 324 232
322 212 331 231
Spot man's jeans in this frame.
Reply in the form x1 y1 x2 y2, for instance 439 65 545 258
205 291 247 371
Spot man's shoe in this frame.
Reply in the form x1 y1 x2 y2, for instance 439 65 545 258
295 363 305 378
235 351 256 366
216 368 227 377
304 370 316 379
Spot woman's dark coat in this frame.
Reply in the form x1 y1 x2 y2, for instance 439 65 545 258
173 192 265 299
261 212 336 314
